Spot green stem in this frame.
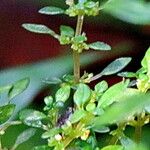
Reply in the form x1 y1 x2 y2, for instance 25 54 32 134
134 114 142 144
73 15 84 83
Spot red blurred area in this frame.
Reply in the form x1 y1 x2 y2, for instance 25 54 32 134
0 0 149 69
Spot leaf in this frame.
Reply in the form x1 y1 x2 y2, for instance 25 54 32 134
39 6 65 15
86 103 96 112
89 41 111 51
19 109 47 128
0 85 12 94
33 145 51 150
141 47 150 75
8 78 30 99
55 85 70 102
101 57 132 76
42 127 61 139
94 80 108 94
69 109 86 124
44 96 53 107
74 83 91 108
60 25 74 37
118 72 137 78
101 145 124 150
0 104 15 124
42 77 62 85
73 35 87 43
22 24 58 38
103 0 150 25
93 93 150 127
14 128 36 149
97 80 130 108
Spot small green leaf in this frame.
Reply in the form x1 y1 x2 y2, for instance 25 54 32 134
8 78 30 99
74 83 91 108
118 72 137 78
94 80 108 94
60 25 74 37
44 96 53 107
19 109 47 128
0 85 12 94
0 104 15 124
141 47 150 75
69 109 86 124
39 6 65 15
22 24 58 38
86 103 96 112
33 145 51 150
101 57 132 76
98 80 130 108
14 128 36 149
101 145 123 150
89 41 111 51
42 77 62 85
55 85 70 102
73 35 87 43
42 127 61 139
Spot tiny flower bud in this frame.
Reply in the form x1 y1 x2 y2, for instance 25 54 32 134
55 134 62 141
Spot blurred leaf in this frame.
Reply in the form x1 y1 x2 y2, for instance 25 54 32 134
74 83 91 108
118 72 137 78
93 93 150 127
141 47 150 74
145 105 150 114
86 103 96 112
94 80 108 94
69 109 86 124
39 6 65 15
0 85 12 94
89 41 111 51
97 80 130 108
42 77 62 85
13 128 36 149
42 127 61 139
60 25 74 37
101 145 123 150
103 0 150 25
8 78 30 100
44 96 53 107
73 35 87 43
55 85 70 102
22 24 59 38
19 109 47 128
0 104 15 124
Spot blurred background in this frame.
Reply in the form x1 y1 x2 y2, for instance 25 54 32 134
0 0 150 149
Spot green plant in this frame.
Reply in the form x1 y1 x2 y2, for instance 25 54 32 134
0 0 150 150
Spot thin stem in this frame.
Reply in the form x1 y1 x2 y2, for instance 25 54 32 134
73 15 84 83
134 114 142 144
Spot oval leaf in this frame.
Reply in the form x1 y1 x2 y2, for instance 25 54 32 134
98 80 130 108
73 83 91 108
22 24 58 38
69 109 86 124
55 85 70 102
101 57 132 76
8 78 29 100
14 128 36 148
94 80 108 94
0 104 15 124
89 41 111 51
60 25 74 37
92 126 110 133
19 109 47 128
39 6 65 15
